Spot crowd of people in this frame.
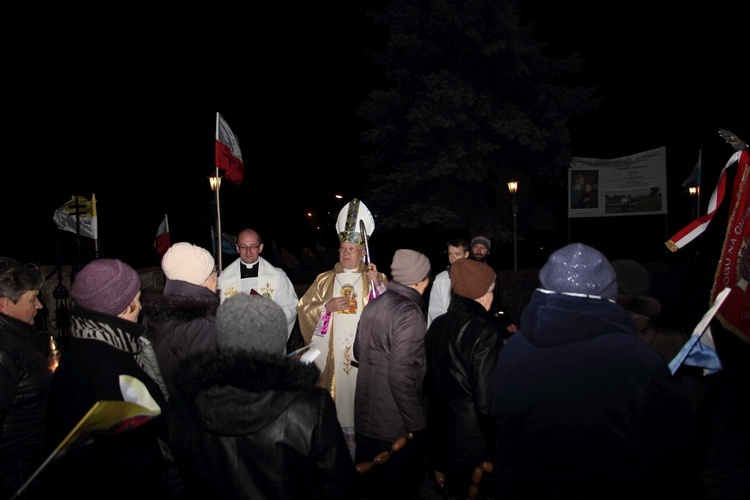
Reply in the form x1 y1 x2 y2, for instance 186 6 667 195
0 198 718 499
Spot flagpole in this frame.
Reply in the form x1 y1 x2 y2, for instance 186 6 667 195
215 167 222 272
214 112 223 272
92 193 100 258
74 196 83 272
696 151 702 217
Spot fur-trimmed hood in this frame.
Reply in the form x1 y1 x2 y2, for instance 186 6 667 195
140 282 219 324
171 349 321 435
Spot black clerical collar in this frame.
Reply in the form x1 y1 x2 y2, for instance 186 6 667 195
240 262 259 279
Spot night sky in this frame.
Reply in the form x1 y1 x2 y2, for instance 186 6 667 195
5 2 746 271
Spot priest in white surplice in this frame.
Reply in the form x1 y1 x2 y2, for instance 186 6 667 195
218 228 298 338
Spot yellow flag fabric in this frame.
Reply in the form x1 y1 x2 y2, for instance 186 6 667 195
53 194 98 239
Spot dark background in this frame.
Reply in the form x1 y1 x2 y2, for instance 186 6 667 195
4 2 746 274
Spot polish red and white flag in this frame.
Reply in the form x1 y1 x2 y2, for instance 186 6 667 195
154 214 171 257
215 112 244 185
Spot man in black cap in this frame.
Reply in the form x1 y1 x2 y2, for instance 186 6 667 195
469 235 517 336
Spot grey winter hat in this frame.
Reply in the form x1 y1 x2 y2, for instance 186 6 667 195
539 243 617 300
470 235 491 251
390 249 431 286
216 293 288 354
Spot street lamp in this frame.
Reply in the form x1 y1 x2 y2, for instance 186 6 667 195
688 185 700 219
208 176 222 191
507 180 519 273
208 175 223 270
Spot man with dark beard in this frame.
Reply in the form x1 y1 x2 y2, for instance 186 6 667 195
469 235 517 337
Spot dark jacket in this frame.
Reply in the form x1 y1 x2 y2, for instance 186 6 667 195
424 294 503 498
140 279 220 398
168 348 356 500
0 313 51 499
40 307 183 499
353 280 427 442
468 259 515 333
489 290 703 499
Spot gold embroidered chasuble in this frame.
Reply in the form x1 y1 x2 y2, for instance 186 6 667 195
296 261 388 428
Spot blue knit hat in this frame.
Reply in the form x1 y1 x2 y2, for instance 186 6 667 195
539 243 617 299
71 259 141 316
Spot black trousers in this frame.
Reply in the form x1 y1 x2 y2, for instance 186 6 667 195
355 434 424 500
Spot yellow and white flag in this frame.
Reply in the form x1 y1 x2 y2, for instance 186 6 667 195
53 194 98 240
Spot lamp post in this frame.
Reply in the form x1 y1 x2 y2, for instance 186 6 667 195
507 180 519 273
688 186 700 219
209 175 223 270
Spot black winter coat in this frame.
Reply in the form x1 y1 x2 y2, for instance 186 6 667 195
140 279 220 398
40 307 183 499
0 313 51 499
424 294 503 496
168 348 356 500
353 280 427 442
489 290 703 498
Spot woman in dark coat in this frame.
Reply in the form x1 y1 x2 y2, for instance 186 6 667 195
140 242 220 399
41 259 184 499
168 293 356 500
0 258 50 499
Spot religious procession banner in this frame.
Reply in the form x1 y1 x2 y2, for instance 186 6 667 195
569 146 668 218
709 150 749 341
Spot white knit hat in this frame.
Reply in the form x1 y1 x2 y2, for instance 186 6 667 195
161 242 215 285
